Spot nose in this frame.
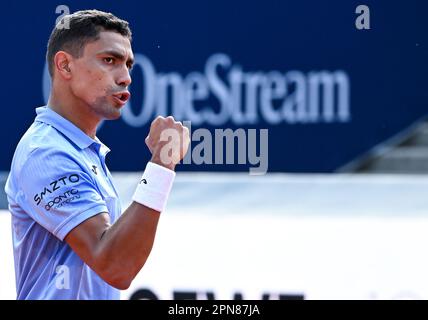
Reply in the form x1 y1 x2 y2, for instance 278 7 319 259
116 66 132 87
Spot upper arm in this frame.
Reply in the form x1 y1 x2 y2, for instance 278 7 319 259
17 147 129 288
64 212 111 268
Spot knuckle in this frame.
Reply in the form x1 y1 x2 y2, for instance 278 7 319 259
151 117 162 127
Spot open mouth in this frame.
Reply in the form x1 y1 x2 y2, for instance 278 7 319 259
112 91 131 105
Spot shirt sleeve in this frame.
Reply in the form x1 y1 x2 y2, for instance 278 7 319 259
16 147 109 241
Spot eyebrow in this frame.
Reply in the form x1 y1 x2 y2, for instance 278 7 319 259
98 50 134 67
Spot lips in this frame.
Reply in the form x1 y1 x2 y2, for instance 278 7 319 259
112 91 131 106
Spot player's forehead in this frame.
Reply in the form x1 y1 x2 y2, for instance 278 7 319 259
84 30 133 59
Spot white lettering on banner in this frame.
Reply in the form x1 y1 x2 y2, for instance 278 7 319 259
43 53 351 127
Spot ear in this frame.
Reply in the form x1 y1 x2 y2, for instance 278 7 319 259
53 51 73 80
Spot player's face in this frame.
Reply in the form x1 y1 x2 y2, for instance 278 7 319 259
69 31 133 120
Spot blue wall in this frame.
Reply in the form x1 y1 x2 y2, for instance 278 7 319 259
1 0 427 172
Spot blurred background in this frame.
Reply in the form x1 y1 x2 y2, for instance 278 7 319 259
1 0 428 299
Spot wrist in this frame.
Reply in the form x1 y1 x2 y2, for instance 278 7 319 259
132 162 176 212
150 154 176 171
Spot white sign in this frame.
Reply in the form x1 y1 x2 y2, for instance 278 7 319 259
3 174 428 300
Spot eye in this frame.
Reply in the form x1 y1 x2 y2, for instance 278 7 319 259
103 57 115 64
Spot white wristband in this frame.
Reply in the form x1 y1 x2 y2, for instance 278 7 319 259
132 162 176 212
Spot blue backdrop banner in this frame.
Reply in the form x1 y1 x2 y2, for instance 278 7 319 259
1 0 427 172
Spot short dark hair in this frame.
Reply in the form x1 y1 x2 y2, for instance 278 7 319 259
46 9 132 77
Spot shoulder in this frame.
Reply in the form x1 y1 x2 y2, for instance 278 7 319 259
11 122 86 181
22 121 75 154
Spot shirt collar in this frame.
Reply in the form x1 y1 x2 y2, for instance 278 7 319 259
34 106 110 154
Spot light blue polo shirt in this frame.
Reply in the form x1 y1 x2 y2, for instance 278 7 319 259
5 106 122 300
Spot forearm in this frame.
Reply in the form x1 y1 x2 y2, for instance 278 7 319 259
96 153 175 282
65 116 189 290
93 202 161 289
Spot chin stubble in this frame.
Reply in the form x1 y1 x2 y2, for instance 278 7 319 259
92 95 121 120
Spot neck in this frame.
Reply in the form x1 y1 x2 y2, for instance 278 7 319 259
48 86 100 139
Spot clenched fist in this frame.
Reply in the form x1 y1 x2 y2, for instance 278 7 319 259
145 116 190 171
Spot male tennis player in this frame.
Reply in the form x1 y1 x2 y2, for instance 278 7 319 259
4 9 189 299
